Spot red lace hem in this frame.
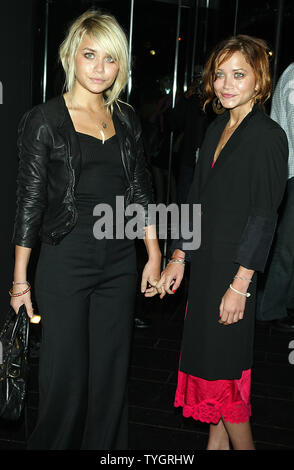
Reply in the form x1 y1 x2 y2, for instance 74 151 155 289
174 368 252 424
174 393 251 424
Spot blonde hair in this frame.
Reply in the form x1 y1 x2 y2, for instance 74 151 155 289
59 9 129 111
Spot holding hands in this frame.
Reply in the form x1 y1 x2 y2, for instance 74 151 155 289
156 250 186 299
141 249 185 297
143 247 254 328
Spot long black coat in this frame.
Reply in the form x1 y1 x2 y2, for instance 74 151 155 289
173 104 288 380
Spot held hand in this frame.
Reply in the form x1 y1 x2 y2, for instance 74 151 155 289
10 289 34 319
156 261 185 299
141 259 161 297
218 287 247 325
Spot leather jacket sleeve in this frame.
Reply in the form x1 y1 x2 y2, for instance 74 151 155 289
11 106 51 248
131 111 155 227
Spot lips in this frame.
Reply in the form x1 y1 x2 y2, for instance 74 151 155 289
222 94 236 99
90 78 105 84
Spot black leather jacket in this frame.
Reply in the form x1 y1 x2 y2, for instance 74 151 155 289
12 96 155 248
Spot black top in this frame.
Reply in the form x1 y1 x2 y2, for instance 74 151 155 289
12 95 155 249
75 132 126 213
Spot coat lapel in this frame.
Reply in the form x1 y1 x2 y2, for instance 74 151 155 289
199 104 260 196
198 115 227 195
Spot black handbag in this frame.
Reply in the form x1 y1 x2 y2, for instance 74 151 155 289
0 304 30 421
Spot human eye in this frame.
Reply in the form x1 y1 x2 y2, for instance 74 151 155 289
234 71 245 79
84 52 95 59
215 71 224 79
105 56 115 63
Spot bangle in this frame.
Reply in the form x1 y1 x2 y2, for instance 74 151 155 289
229 284 251 298
234 275 252 283
168 259 185 266
9 282 31 297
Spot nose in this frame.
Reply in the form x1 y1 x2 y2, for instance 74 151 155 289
93 57 104 74
223 74 234 89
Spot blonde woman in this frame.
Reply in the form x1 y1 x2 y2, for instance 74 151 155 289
10 10 161 450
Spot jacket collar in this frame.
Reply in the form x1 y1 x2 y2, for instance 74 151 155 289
199 103 263 195
56 95 82 180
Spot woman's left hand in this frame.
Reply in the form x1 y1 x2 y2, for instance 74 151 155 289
218 287 247 325
141 259 161 297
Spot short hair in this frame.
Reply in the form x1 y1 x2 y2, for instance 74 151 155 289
202 34 272 110
59 9 129 112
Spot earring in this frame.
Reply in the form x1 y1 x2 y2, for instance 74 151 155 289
212 97 226 115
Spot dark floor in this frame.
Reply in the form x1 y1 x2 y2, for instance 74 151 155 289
0 273 294 451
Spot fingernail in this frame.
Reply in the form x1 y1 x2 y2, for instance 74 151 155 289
172 289 176 293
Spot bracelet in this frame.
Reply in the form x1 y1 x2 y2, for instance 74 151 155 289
12 281 29 285
168 259 185 266
229 284 251 298
9 282 31 297
234 275 252 283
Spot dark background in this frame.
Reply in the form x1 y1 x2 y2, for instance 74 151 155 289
1 0 293 314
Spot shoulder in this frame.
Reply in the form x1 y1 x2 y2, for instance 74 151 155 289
276 63 294 92
271 64 294 111
251 108 288 163
248 106 286 140
18 95 63 129
115 100 138 122
204 112 227 135
17 96 63 146
114 100 142 136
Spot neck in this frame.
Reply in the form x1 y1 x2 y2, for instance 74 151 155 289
66 81 105 113
228 101 254 127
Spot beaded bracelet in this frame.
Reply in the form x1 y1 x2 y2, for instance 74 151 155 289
168 259 185 266
9 282 31 297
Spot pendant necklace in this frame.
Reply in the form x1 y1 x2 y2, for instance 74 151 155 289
97 121 107 144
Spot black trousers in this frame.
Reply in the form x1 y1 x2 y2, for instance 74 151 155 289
28 214 138 450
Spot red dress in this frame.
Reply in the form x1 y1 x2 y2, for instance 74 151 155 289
174 301 251 424
173 158 252 424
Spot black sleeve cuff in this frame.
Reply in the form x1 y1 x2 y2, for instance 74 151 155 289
168 238 192 262
234 214 277 272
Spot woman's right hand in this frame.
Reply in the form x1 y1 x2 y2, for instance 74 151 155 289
10 287 34 318
156 261 185 299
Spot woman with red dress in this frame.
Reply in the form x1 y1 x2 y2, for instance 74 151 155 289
156 35 288 450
